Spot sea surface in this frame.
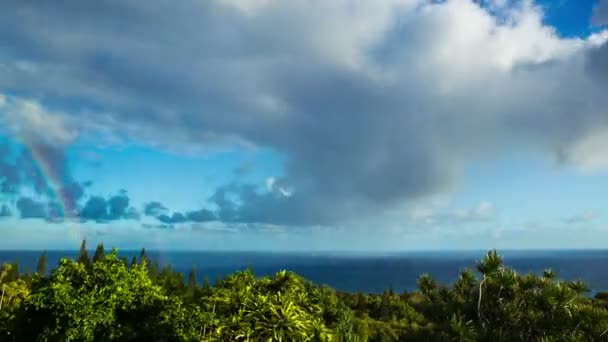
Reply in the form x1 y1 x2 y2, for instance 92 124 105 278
2 250 608 294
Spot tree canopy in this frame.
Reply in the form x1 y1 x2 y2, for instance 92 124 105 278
1 244 608 341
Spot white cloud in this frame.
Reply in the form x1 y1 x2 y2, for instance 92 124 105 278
410 201 496 225
0 93 78 146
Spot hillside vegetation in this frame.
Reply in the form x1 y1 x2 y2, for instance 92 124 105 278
2 242 608 341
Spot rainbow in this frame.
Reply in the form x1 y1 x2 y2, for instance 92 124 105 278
21 140 86 246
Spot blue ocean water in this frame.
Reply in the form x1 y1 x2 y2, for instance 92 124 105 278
2 250 608 294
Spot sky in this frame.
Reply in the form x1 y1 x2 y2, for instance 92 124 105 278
1 0 608 251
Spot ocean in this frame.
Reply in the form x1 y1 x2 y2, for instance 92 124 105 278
2 249 608 294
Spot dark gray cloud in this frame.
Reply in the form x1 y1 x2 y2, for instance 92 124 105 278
108 193 129 219
158 212 187 224
16 197 47 219
0 204 11 217
124 207 141 220
79 193 139 222
58 181 87 213
593 0 608 26
80 196 108 222
2 0 608 226
587 42 608 85
149 207 216 224
186 208 216 222
144 202 168 217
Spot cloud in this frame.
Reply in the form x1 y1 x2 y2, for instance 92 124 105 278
410 201 496 225
586 34 608 87
0 144 20 193
16 197 47 219
559 128 608 172
593 0 608 26
144 202 168 217
141 223 174 230
1 0 608 226
186 208 217 222
0 94 78 146
108 193 129 219
151 208 217 224
80 196 108 222
0 204 11 217
0 138 87 215
564 210 599 224
79 193 139 222
143 200 215 224
158 212 188 224
124 207 141 220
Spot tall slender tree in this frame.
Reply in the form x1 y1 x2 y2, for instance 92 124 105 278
130 256 138 268
36 251 48 275
77 240 90 267
149 260 159 281
187 266 197 293
202 276 211 292
92 244 105 263
139 248 147 264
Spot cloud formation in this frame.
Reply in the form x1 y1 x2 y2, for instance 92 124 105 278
144 202 168 217
0 204 11 217
410 201 496 226
143 200 216 225
16 197 47 219
1 0 608 226
79 193 139 222
563 210 599 225
593 0 608 26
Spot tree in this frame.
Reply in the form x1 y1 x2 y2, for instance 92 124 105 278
130 256 138 268
16 252 204 341
139 248 147 264
202 276 211 294
77 240 90 268
187 266 197 291
3 247 608 341
36 251 48 276
149 260 159 281
120 256 129 266
0 264 30 339
92 244 105 263
5 262 19 282
185 266 198 302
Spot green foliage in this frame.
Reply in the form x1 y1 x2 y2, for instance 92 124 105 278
36 251 48 276
78 239 91 269
14 252 204 341
93 243 105 263
2 244 608 341
414 250 608 341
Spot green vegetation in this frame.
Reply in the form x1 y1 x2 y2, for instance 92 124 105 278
2 243 608 341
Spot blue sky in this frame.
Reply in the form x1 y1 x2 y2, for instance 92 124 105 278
1 0 608 251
